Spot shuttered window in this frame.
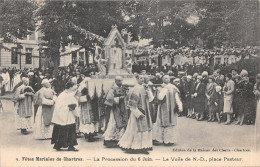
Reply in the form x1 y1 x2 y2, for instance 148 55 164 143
11 47 18 64
26 48 33 64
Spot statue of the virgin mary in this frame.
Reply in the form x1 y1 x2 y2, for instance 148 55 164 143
110 38 122 70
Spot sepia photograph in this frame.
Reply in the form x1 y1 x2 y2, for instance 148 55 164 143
0 0 259 166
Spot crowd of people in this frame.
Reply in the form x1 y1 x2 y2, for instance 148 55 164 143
132 62 211 76
0 61 259 154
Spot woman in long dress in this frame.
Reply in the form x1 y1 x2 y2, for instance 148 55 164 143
253 74 260 152
118 75 154 154
223 73 235 125
33 79 57 139
206 76 217 122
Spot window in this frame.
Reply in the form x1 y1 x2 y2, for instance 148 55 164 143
79 52 84 66
123 34 128 43
29 31 35 40
224 58 229 64
215 58 221 64
79 52 84 60
11 48 18 64
72 52 77 63
26 48 33 64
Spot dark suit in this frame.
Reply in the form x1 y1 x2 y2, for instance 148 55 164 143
193 82 206 114
184 81 193 110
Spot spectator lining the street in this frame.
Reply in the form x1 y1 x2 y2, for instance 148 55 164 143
223 73 235 125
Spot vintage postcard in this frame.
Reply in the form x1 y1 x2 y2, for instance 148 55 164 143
0 0 259 166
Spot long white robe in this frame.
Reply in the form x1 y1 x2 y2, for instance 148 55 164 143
14 85 34 130
33 87 57 139
153 83 182 144
77 80 99 134
103 110 125 141
103 85 126 141
12 73 21 91
51 91 80 126
2 72 10 92
118 84 154 150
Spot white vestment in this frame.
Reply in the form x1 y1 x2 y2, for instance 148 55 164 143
14 85 34 130
33 87 57 139
52 91 80 126
153 83 182 144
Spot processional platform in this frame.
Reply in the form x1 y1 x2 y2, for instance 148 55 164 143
88 25 136 93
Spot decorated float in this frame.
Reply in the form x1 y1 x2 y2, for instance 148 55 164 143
87 26 136 96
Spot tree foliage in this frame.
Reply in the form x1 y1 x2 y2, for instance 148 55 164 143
36 1 133 67
0 0 37 42
122 0 259 48
1 0 258 71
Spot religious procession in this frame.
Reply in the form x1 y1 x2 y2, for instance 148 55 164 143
0 0 259 155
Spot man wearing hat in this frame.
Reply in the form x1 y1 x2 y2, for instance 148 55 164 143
14 77 35 135
202 71 209 117
190 73 199 119
234 70 254 125
192 75 206 121
233 74 242 122
151 73 163 85
141 70 147 75
231 68 238 80
103 76 128 147
184 75 193 118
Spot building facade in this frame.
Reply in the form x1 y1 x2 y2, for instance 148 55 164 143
0 30 41 69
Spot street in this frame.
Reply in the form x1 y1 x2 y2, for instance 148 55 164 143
0 99 256 154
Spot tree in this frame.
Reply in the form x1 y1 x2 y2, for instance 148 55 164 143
122 0 259 73
36 1 136 68
36 1 76 68
193 0 259 73
0 0 36 42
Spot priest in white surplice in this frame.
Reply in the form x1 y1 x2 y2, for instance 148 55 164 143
118 75 154 154
14 77 34 135
153 75 183 146
103 76 128 148
51 81 80 151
